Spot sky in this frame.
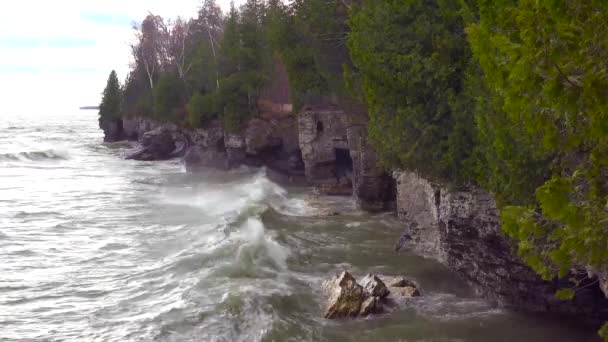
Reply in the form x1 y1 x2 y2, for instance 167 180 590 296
0 0 242 114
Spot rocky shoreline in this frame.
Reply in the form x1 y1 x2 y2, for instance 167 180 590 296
100 111 608 326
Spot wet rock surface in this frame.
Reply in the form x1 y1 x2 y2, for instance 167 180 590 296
119 116 305 181
126 127 179 161
322 271 421 319
99 118 124 142
298 109 351 191
394 171 608 324
346 122 396 211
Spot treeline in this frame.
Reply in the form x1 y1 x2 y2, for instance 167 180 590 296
100 0 352 132
100 0 608 331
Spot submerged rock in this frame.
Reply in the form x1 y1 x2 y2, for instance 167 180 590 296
322 271 421 319
386 277 421 298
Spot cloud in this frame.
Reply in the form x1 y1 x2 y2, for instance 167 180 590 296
0 0 243 114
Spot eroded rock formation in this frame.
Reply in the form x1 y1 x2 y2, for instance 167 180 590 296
99 118 125 142
393 171 608 323
298 108 352 194
120 113 305 181
346 121 395 211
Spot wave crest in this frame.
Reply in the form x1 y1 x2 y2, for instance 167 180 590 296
0 150 68 162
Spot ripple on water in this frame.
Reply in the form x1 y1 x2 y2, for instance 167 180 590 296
100 243 130 251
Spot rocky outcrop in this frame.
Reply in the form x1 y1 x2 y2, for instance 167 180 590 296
297 107 395 209
126 127 182 161
99 118 124 142
298 108 352 192
322 271 420 319
119 114 305 181
394 171 608 323
346 122 395 211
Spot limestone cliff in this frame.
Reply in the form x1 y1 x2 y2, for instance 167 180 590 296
297 107 395 209
394 171 608 323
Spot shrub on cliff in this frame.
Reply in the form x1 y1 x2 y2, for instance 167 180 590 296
187 92 216 128
99 70 122 122
347 0 477 184
153 73 185 122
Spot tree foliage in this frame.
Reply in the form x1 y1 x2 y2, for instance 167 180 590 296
468 0 608 284
348 0 477 183
99 70 122 122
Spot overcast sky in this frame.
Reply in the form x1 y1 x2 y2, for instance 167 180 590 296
0 0 242 114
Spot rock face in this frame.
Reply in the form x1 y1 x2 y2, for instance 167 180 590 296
394 171 608 323
184 147 228 170
323 271 365 319
119 115 305 181
322 271 420 319
346 122 396 211
297 107 395 209
126 127 185 161
359 274 390 299
298 108 352 192
99 118 124 142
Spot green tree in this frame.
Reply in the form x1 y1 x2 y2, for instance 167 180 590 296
99 70 123 122
469 0 608 274
348 0 476 184
266 0 327 110
216 0 270 132
153 73 185 122
122 66 153 117
468 3 608 337
187 92 217 128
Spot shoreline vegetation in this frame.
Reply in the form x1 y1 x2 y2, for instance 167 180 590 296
98 1 608 338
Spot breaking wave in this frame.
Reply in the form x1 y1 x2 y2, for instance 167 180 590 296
0 149 68 162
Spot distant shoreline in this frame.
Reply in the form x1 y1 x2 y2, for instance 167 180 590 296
79 106 99 110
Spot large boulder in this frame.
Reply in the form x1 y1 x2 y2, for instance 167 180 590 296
322 271 421 319
126 127 177 161
360 273 390 299
322 271 365 319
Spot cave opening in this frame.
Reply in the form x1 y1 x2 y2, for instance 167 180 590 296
316 121 324 133
334 148 353 180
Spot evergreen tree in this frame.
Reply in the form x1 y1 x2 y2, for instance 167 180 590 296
99 70 123 122
468 0 608 281
348 0 476 183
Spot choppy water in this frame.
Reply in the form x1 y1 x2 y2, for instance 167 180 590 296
0 111 599 341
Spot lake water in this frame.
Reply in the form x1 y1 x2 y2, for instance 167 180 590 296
0 111 598 341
